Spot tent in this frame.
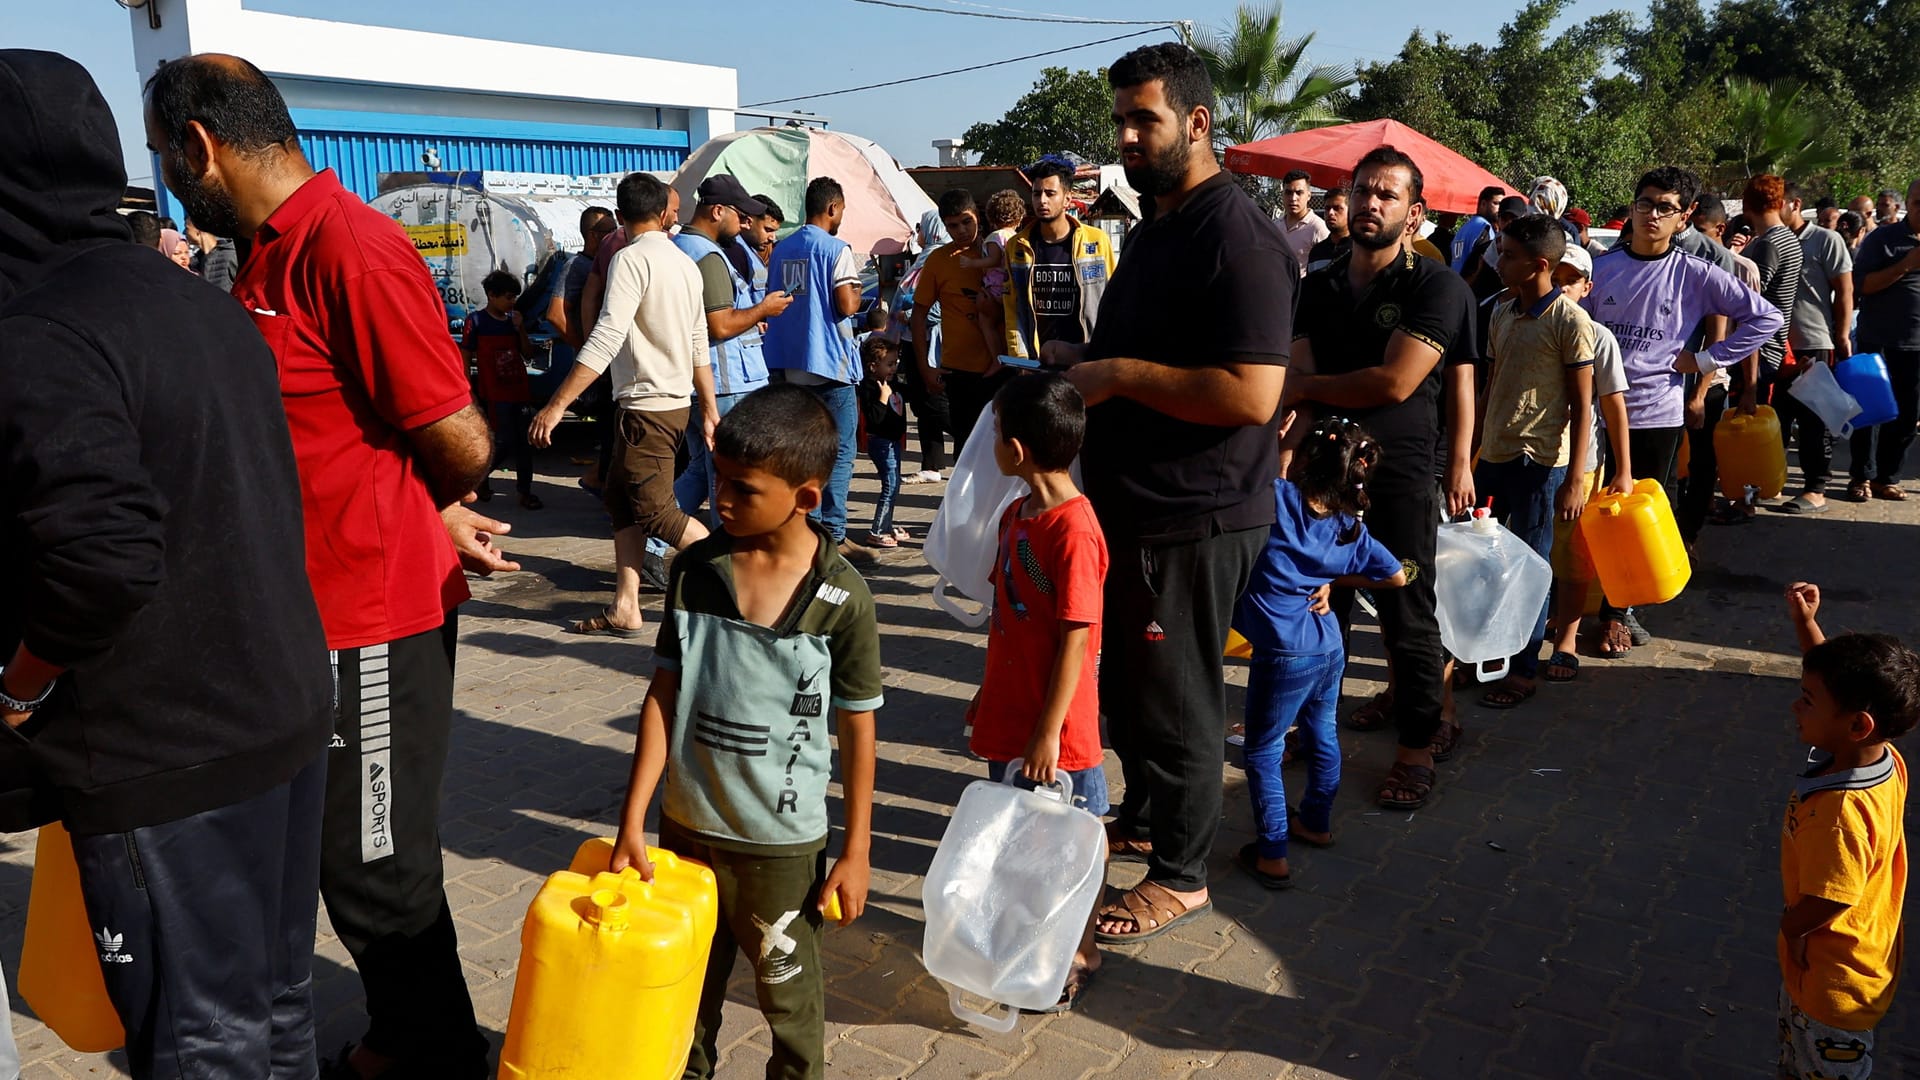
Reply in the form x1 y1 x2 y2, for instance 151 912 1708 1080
1223 119 1509 215
672 127 937 257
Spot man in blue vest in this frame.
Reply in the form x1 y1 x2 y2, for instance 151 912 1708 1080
673 175 794 522
762 177 872 560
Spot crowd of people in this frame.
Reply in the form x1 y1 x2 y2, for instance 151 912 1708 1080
5 36 1920 1080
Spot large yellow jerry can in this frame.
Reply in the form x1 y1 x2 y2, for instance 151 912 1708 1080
1578 478 1691 608
497 838 719 1080
20 822 125 1052
1714 404 1787 500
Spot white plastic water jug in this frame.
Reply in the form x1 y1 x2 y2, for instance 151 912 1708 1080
1433 509 1553 683
922 420 1026 627
921 762 1105 1032
922 419 1080 627
1787 359 1864 438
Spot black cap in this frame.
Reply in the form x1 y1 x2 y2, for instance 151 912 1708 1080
1497 195 1533 219
696 174 766 218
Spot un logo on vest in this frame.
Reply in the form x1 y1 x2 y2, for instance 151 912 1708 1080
1373 302 1402 330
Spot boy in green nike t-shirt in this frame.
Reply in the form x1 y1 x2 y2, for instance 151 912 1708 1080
613 384 883 1080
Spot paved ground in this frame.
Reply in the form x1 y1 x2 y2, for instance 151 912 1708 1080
11 433 1920 1079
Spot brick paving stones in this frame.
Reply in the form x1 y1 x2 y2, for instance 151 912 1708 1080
13 440 1920 1079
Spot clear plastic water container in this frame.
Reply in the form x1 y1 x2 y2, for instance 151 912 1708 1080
923 421 1027 628
1787 359 1863 437
921 761 1104 1032
1835 352 1899 429
1434 509 1553 683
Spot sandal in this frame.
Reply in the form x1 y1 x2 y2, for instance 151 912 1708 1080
1093 881 1213 944
1873 482 1907 501
1479 680 1537 710
1343 690 1395 733
1598 618 1632 659
1233 843 1293 891
1621 610 1652 646
1544 651 1580 683
1105 820 1152 864
1779 494 1829 515
518 493 544 510
1847 480 1872 503
570 608 644 638
1029 963 1097 1014
892 525 912 541
1427 720 1464 762
864 532 900 548
1376 761 1436 811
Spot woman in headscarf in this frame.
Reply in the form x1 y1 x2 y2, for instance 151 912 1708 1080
158 227 193 271
893 208 953 482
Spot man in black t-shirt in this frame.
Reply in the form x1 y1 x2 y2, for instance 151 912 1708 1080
1287 146 1477 814
1048 44 1290 946
1306 189 1349 274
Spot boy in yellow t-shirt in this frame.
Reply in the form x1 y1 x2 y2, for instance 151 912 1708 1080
1778 582 1920 1078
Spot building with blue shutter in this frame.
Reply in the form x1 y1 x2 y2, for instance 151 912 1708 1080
126 0 739 219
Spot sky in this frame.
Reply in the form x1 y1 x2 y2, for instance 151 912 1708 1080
7 0 1623 186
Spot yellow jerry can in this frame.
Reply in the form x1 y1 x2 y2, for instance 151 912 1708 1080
1714 404 1788 500
19 822 125 1053
1578 478 1691 608
497 838 719 1080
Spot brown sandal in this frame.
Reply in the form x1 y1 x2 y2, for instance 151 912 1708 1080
1847 480 1872 502
1427 721 1464 762
1093 881 1213 944
1377 761 1436 810
1872 482 1907 501
1343 690 1395 732
1105 820 1152 864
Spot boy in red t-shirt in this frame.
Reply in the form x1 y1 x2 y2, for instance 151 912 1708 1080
462 270 541 508
965 371 1109 1011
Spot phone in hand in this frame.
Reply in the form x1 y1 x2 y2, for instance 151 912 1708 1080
998 355 1041 370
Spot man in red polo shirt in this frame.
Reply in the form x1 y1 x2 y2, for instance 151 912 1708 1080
145 55 511 1079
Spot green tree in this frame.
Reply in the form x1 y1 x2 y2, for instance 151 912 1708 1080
1192 3 1356 152
1710 78 1847 187
1345 0 1638 208
961 67 1114 167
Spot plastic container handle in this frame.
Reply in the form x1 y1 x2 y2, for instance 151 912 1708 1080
1474 656 1509 684
999 758 1073 805
944 982 1021 1034
932 577 990 628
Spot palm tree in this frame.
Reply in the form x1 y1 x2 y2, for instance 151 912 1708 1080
1191 4 1357 153
1711 77 1847 185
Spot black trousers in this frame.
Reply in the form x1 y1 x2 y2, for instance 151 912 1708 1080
1848 347 1920 483
322 616 488 1075
943 368 1019 451
73 759 325 1079
1776 352 1835 493
1677 384 1728 544
899 339 951 474
486 401 535 494
1329 483 1446 752
1103 525 1266 892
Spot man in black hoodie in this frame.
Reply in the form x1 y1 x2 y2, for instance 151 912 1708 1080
0 51 334 1076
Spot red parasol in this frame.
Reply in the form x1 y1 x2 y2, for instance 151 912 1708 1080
1224 119 1510 214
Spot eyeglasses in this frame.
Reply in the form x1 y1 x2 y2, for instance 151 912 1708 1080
1631 199 1687 219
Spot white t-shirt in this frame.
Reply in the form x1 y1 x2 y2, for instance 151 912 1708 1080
576 230 710 409
1588 321 1628 475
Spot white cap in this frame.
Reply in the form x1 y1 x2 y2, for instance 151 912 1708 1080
1559 243 1593 279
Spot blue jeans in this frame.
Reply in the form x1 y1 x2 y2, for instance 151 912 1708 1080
1473 455 1566 679
986 760 1111 817
867 436 901 536
775 376 856 543
1243 649 1343 860
674 390 751 526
